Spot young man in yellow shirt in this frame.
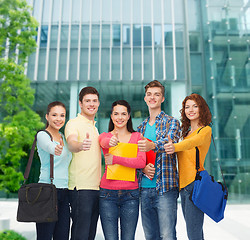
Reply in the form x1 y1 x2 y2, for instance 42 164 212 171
65 86 101 240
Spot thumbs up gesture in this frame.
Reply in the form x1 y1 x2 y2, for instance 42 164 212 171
81 132 92 151
55 137 64 156
109 130 119 147
164 135 175 154
138 134 155 152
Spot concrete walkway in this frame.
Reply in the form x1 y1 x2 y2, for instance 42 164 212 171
0 199 249 240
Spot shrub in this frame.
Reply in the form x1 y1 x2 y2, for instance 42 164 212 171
0 230 27 240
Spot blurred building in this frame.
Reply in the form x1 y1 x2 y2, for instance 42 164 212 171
25 0 250 203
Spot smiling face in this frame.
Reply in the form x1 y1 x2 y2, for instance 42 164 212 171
46 105 66 130
79 94 100 120
185 99 200 122
111 105 130 130
144 87 165 111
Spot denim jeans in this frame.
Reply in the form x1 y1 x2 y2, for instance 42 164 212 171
180 182 204 240
140 187 179 240
69 189 99 240
99 188 140 240
36 188 70 240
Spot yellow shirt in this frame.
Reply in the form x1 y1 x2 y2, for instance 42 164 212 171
65 114 101 190
174 126 212 189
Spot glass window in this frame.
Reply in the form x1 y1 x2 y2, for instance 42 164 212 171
122 48 131 80
164 24 173 46
103 0 111 23
154 25 162 46
123 25 130 46
122 0 131 24
143 25 152 46
33 0 42 21
60 25 69 48
41 0 50 24
133 0 141 24
90 48 99 80
71 25 79 48
48 49 57 80
163 0 172 24
113 25 121 46
133 25 141 47
69 48 78 81
102 24 111 47
58 49 67 81
80 48 88 80
37 49 46 80
153 0 162 24
72 0 81 23
62 0 70 24
165 47 174 80
142 0 151 24
133 48 142 80
174 0 184 24
175 25 184 47
112 0 121 22
50 25 58 48
190 53 203 85
101 48 110 80
91 25 100 47
27 53 36 80
81 25 89 48
82 0 90 23
52 0 60 24
144 48 153 80
112 48 120 80
176 48 185 80
155 47 163 80
92 0 101 23
40 25 48 48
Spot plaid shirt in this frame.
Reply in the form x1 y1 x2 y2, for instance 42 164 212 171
137 111 181 195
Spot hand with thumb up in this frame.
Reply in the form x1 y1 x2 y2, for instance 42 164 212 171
55 137 64 156
138 134 155 152
164 135 175 154
81 132 92 151
109 130 119 147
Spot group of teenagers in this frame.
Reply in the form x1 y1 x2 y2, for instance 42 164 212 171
36 80 212 240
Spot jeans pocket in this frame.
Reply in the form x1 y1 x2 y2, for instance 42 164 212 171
99 191 110 199
128 190 139 200
183 182 194 194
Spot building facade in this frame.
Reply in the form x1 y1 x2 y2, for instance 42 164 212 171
25 0 250 202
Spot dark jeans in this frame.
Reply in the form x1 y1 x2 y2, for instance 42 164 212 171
99 188 140 240
180 182 204 240
69 188 99 240
36 188 70 240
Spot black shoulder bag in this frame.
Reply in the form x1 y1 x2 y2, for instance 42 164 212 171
189 128 228 223
17 130 58 223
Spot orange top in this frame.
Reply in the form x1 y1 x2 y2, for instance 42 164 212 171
174 126 212 189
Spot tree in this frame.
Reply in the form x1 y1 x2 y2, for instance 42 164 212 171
0 0 44 193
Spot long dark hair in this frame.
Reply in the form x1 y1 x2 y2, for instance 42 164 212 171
46 101 66 128
180 93 212 138
108 100 135 133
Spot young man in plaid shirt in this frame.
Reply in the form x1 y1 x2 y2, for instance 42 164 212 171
137 80 181 240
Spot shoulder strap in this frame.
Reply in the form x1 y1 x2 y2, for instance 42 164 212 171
195 127 204 171
195 128 228 193
23 130 54 184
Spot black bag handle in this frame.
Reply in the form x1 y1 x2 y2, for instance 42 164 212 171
195 127 228 194
24 130 54 184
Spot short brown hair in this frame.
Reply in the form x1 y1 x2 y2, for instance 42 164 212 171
144 80 165 96
79 86 99 102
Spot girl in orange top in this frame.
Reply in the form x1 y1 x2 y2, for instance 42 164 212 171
164 93 212 240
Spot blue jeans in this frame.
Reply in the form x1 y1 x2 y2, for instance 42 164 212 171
69 189 99 240
140 187 179 240
36 188 70 240
99 188 140 240
180 182 204 240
